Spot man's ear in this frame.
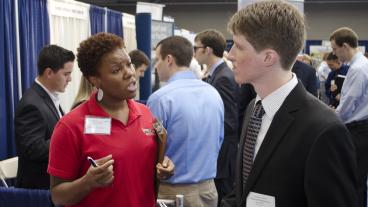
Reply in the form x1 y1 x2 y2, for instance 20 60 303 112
44 68 55 78
166 54 174 66
342 42 350 49
204 46 212 55
262 49 278 68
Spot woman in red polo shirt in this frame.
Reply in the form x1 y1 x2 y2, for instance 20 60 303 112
47 33 174 207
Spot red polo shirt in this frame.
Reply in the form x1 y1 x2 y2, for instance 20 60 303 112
48 94 157 207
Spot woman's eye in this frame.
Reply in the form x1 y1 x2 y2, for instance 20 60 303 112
112 68 121 73
127 62 133 68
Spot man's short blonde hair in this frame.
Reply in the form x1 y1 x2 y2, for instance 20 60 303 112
228 0 305 70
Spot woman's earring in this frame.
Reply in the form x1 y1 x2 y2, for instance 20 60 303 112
97 88 104 102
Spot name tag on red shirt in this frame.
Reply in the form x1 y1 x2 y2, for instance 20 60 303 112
84 116 111 135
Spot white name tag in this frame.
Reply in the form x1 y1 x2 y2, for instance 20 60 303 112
246 192 275 207
84 116 111 135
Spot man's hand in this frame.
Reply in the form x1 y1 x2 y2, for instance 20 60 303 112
156 156 175 180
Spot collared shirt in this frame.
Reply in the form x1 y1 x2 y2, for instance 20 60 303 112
253 73 298 157
147 70 224 184
208 59 224 77
336 52 368 123
35 78 62 117
48 94 157 207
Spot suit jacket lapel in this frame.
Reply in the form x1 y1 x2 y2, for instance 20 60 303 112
242 82 305 203
59 105 64 116
32 82 60 120
210 62 226 84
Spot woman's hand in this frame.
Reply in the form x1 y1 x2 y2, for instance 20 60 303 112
84 154 114 188
156 156 175 180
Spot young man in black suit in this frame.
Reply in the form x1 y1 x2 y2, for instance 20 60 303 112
14 45 74 189
194 29 240 205
221 1 358 207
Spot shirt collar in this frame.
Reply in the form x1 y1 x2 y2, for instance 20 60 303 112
35 78 59 103
209 59 224 77
167 70 197 83
349 52 363 66
87 92 142 125
256 73 298 119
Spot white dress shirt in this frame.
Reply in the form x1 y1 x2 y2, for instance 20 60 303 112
253 73 298 157
35 78 62 118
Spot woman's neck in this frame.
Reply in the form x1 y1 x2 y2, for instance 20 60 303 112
98 96 130 124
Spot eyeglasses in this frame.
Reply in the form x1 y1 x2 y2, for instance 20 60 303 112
194 46 206 52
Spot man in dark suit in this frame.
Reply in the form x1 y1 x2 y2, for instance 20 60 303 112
292 60 318 97
222 1 358 207
14 45 74 189
194 29 240 204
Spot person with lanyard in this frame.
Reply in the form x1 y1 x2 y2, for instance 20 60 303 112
47 33 174 207
15 44 74 189
330 27 368 207
221 1 358 207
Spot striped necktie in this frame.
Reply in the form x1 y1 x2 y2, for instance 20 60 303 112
242 100 265 188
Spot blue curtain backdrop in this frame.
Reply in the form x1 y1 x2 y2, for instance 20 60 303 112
18 0 50 92
106 9 123 37
0 0 19 160
90 5 106 35
136 13 152 101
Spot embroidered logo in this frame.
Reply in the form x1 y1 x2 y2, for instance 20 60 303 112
142 128 155 136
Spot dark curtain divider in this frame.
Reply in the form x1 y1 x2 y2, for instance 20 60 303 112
0 0 19 160
136 13 152 102
90 5 106 35
106 9 123 37
18 0 50 92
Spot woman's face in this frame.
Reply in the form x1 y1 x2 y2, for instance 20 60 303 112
95 48 137 101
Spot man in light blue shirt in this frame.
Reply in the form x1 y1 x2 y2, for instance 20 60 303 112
330 27 368 207
147 36 224 207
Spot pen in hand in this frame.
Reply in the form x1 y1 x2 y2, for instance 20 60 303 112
87 156 98 167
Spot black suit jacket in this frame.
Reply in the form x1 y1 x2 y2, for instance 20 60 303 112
222 82 358 207
292 60 318 97
208 62 239 179
15 82 62 189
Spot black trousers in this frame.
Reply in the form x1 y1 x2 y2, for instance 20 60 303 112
215 177 234 207
346 120 368 207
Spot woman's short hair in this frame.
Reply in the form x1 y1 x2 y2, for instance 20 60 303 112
77 32 125 77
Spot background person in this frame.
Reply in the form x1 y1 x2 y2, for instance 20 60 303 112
147 36 224 207
330 27 368 207
14 45 74 189
194 29 240 205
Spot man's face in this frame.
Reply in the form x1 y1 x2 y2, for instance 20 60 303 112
49 62 73 93
154 46 170 82
331 40 348 62
193 40 207 65
135 64 148 79
326 60 341 71
227 34 264 85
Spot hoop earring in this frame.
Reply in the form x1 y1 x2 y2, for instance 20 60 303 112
97 88 104 102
